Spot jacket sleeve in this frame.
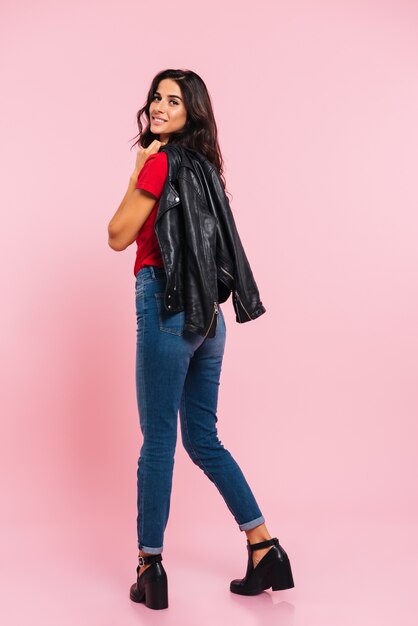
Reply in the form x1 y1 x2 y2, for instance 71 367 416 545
208 167 267 322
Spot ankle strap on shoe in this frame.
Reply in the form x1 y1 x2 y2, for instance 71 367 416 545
138 553 163 567
247 537 279 551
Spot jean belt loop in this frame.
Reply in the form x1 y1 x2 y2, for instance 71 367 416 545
149 266 156 279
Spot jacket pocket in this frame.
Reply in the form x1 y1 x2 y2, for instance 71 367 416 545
154 292 186 336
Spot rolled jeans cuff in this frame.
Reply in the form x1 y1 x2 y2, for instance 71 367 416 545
238 514 265 531
138 544 163 555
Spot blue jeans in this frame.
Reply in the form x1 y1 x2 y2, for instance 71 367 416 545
135 265 265 554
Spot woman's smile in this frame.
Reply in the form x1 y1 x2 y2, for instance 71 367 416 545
151 116 167 126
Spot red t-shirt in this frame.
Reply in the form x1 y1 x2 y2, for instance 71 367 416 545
133 151 168 277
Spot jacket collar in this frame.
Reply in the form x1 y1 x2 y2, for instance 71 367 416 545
155 144 211 225
159 143 213 175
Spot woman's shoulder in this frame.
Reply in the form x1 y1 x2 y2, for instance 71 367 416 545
144 150 168 165
140 150 168 177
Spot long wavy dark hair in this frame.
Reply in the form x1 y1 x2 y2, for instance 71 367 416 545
130 69 231 198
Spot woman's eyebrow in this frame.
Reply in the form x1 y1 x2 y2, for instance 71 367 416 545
154 91 183 101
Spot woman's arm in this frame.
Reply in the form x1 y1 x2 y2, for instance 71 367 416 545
108 181 158 251
107 139 164 251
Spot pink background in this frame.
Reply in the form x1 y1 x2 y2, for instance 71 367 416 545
2 0 417 624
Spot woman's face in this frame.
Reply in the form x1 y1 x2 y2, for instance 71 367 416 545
149 79 187 143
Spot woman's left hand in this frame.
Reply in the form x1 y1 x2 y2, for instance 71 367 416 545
131 139 168 181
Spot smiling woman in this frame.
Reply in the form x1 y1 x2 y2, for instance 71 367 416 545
107 68 294 611
149 85 187 142
107 77 185 253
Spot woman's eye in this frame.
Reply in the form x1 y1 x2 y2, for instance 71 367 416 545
152 96 179 105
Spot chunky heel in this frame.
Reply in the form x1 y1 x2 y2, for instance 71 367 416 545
230 536 295 595
129 553 169 610
268 554 295 590
145 577 168 610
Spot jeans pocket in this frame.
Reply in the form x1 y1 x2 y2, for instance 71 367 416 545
154 292 185 336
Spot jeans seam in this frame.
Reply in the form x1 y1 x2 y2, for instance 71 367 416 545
137 296 147 548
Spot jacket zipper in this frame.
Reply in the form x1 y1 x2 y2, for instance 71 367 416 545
204 301 219 338
234 290 252 320
220 266 234 280
220 265 253 321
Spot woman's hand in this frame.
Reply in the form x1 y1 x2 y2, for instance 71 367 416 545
131 139 167 182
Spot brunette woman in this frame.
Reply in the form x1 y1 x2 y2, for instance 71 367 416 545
108 69 294 610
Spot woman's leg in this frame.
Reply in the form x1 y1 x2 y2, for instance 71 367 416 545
135 266 204 573
179 306 266 533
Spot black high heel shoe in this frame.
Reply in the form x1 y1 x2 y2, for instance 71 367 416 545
129 553 168 610
230 537 295 595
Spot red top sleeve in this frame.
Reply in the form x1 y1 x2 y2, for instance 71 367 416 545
135 151 168 199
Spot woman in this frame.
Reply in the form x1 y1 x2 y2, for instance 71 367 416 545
108 69 294 610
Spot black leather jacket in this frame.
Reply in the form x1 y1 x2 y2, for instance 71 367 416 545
153 143 266 338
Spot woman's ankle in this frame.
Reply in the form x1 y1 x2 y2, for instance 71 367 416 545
244 523 272 544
